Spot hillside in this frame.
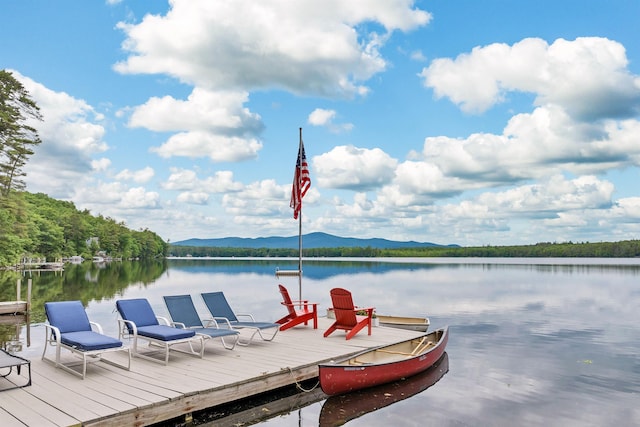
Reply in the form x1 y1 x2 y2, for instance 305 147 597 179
171 232 454 249
0 191 168 266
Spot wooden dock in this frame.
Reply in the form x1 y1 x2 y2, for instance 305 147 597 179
0 303 28 316
0 318 423 426
0 279 32 316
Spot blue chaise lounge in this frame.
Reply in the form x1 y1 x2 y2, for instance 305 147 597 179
200 292 279 346
42 300 131 379
163 294 240 350
116 298 204 365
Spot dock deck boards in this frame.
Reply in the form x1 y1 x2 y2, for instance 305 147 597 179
0 318 423 426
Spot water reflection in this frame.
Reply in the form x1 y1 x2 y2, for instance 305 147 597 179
0 314 30 352
0 260 168 325
1 258 639 426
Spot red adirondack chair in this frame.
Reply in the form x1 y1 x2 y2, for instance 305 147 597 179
323 287 374 340
275 284 318 331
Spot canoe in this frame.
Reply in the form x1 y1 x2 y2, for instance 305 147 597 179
319 352 448 426
377 314 430 332
318 327 449 396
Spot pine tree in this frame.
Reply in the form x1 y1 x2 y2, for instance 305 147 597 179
0 70 42 198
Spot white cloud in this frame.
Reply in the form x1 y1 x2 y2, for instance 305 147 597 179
314 145 398 190
71 182 161 220
222 179 288 216
393 106 640 198
609 197 640 220
334 192 385 218
114 0 430 96
120 187 160 209
162 168 199 191
410 50 426 61
473 175 614 213
12 71 109 198
150 131 262 162
324 173 620 245
176 191 209 205
162 168 244 193
308 108 353 133
129 88 262 133
308 109 336 126
393 160 469 197
200 171 244 193
420 37 640 120
128 88 264 161
92 158 111 172
116 166 155 183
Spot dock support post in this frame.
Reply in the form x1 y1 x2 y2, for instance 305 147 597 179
27 279 32 312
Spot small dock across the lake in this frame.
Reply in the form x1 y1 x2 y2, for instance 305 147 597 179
0 279 31 316
0 318 424 426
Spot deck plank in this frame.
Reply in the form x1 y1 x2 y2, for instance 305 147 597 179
25 373 114 420
0 387 80 426
1 319 424 426
0 407 29 427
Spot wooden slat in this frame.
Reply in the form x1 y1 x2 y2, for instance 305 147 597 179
0 388 80 426
26 372 113 420
0 407 28 427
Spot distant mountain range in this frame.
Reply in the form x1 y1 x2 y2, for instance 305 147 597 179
171 232 457 249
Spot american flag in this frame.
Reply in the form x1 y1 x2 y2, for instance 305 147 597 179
290 140 310 219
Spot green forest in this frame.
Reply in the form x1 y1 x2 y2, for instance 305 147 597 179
169 239 640 258
0 191 168 267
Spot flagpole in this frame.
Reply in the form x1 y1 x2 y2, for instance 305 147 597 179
297 127 303 301
276 128 308 300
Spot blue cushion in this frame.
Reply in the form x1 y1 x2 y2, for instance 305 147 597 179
60 331 123 351
116 299 160 328
137 325 195 341
44 301 92 333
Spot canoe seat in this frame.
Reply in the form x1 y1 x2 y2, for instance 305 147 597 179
350 359 372 365
376 349 414 356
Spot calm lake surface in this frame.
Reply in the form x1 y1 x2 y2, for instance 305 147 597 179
3 257 639 426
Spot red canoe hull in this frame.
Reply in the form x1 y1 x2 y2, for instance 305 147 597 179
319 327 449 396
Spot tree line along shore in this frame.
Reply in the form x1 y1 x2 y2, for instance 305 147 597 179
169 240 640 259
0 191 167 268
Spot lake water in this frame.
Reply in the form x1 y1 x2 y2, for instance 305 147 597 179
3 258 639 426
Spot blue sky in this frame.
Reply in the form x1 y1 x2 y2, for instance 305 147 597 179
2 0 640 246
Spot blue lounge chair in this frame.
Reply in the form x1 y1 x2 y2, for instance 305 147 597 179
115 298 204 365
163 295 240 350
42 300 131 379
200 292 279 346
